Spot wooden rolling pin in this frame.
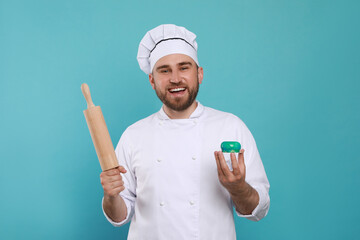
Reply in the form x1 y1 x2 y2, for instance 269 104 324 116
81 83 119 171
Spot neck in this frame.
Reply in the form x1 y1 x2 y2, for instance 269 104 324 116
163 101 198 119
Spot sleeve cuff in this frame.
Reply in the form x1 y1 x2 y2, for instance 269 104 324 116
101 197 132 227
234 186 270 221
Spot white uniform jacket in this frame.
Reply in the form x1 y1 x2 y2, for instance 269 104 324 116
103 102 270 240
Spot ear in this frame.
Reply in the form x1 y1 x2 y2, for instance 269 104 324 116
197 67 204 84
149 73 155 90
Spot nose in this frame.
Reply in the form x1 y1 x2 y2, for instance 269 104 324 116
169 69 181 84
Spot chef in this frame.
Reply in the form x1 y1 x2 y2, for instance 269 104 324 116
100 24 270 239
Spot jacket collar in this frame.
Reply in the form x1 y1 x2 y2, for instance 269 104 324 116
157 101 205 120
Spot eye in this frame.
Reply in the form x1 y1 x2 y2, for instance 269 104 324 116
160 69 169 73
180 66 189 71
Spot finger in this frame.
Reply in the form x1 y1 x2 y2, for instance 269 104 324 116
103 168 120 176
214 151 225 177
118 165 127 173
100 171 122 186
109 179 124 189
103 178 125 192
230 152 240 175
112 185 125 194
103 166 127 176
237 149 246 176
106 174 123 183
105 186 125 197
217 151 232 177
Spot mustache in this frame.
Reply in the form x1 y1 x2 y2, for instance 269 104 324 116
167 84 187 89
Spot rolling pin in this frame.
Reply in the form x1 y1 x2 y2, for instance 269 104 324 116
81 83 119 171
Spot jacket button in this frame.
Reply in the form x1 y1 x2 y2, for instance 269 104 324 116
160 202 165 206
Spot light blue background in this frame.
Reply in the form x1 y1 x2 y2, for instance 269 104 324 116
1 0 359 239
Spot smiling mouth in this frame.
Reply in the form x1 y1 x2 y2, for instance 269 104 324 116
169 87 186 93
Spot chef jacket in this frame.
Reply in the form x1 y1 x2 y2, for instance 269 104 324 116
102 102 270 240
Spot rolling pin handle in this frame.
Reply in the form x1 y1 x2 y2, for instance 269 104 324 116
81 83 96 109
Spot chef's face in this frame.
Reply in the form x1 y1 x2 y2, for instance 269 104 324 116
149 54 203 111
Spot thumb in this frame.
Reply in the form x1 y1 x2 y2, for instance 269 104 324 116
117 165 127 174
237 149 246 174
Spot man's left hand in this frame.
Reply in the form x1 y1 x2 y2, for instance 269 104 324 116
214 149 260 215
214 149 247 195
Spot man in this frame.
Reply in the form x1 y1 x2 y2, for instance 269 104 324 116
100 24 270 239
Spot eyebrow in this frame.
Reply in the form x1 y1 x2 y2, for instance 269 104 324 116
178 61 192 66
155 61 193 72
155 65 170 71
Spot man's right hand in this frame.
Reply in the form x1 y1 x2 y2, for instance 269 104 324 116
100 166 127 197
101 166 128 222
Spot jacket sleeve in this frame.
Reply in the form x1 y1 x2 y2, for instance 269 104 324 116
102 130 136 226
233 119 270 221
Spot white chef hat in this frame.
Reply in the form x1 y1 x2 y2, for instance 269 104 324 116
137 24 199 74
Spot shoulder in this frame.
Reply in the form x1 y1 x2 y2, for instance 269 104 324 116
203 106 246 127
203 105 257 147
122 112 158 137
115 112 158 150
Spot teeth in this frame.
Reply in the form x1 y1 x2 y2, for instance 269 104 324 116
170 88 185 92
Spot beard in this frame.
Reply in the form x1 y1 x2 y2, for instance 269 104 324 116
154 77 200 112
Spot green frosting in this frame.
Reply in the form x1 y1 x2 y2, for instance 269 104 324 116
221 141 241 153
